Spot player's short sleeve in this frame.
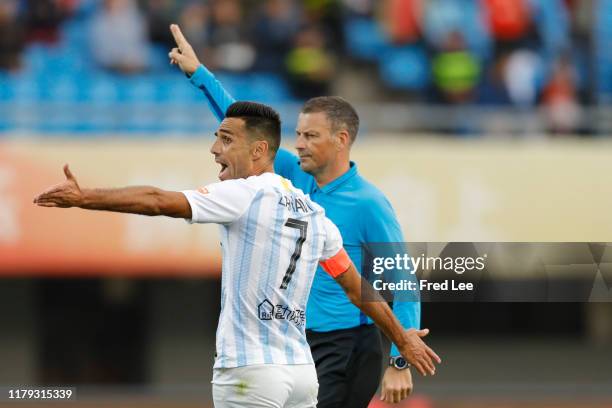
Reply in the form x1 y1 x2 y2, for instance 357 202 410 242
318 217 351 278
320 217 344 260
181 179 258 224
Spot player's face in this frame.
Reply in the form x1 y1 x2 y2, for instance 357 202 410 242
210 118 253 181
295 112 339 176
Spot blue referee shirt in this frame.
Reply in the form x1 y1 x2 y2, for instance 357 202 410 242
189 65 420 357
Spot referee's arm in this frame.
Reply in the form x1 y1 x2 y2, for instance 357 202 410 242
169 24 235 122
363 196 421 358
320 249 440 376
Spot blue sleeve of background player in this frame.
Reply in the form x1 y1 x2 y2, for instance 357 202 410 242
273 148 301 180
189 65 235 122
364 197 421 358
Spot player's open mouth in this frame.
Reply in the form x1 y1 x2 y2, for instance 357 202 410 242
218 162 229 179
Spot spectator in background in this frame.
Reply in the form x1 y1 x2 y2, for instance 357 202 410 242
477 51 512 106
542 54 581 134
207 0 255 72
565 0 593 105
431 31 481 104
342 0 376 17
382 0 423 45
251 0 298 73
177 1 210 58
566 0 594 41
90 0 150 74
504 48 542 108
286 24 335 99
481 0 533 48
144 0 179 49
20 0 68 44
0 0 25 71
422 0 491 61
303 0 345 54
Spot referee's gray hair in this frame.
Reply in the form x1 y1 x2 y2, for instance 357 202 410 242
301 96 360 144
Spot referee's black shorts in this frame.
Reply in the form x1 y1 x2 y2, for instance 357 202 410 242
306 324 383 408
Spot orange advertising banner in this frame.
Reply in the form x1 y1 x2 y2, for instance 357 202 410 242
2 137 612 276
0 139 223 276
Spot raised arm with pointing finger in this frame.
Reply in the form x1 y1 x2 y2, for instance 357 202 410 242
168 24 234 121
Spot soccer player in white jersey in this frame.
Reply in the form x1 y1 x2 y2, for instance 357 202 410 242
34 101 440 408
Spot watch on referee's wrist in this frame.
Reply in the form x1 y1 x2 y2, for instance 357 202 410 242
389 356 410 370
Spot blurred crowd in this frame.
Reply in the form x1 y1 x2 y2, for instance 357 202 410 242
0 0 607 134
380 0 592 134
0 0 342 93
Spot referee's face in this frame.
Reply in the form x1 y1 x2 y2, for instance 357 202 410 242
295 112 338 176
211 118 253 181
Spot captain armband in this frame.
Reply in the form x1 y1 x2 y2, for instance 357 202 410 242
319 248 351 278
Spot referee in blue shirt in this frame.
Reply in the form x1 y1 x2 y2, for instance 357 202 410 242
168 25 440 407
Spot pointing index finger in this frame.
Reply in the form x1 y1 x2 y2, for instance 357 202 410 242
170 24 188 49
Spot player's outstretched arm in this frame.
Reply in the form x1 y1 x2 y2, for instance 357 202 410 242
168 24 235 122
33 164 192 219
334 263 442 377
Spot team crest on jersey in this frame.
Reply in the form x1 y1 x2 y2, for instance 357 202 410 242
280 178 291 192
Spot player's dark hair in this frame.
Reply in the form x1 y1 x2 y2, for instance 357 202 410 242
301 96 360 144
225 101 281 158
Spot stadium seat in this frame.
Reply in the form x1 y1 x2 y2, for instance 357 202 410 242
379 46 429 91
245 73 292 103
11 77 40 104
530 0 570 55
0 74 14 102
121 76 157 102
344 18 390 61
594 0 612 99
85 75 120 104
43 76 81 102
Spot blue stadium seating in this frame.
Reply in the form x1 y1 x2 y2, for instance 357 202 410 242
344 18 391 61
594 0 612 101
379 46 429 91
0 0 597 134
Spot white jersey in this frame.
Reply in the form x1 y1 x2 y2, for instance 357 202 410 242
182 173 344 368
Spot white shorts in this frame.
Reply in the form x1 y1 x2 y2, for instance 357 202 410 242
212 364 318 408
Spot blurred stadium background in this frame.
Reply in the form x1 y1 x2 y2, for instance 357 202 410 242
1 0 612 407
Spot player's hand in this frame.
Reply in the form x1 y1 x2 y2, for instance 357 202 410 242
33 164 84 208
381 366 413 404
398 328 441 377
168 24 201 76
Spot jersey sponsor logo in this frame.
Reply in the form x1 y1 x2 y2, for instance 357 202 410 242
257 298 306 327
258 299 274 320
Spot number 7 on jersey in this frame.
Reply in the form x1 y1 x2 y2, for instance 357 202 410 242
280 218 308 289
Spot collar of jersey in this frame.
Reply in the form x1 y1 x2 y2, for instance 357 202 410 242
316 161 358 194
